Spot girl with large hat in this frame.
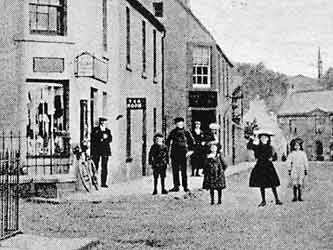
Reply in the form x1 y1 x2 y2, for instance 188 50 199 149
247 129 283 207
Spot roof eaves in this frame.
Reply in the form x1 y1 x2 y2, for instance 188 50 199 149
216 44 233 67
126 0 165 32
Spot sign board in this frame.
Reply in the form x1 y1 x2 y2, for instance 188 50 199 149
189 91 217 107
75 52 108 83
76 53 93 77
33 57 64 73
127 98 146 109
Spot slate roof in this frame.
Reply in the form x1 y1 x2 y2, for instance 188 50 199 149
278 90 333 116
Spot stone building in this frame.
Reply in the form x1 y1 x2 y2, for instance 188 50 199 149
140 0 236 163
278 90 333 161
0 0 165 195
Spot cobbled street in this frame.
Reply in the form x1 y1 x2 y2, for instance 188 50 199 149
20 162 332 250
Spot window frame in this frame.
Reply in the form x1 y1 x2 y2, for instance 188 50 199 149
29 0 67 36
192 46 211 88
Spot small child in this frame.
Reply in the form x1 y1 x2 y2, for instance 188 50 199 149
148 133 169 195
287 138 309 202
202 141 227 205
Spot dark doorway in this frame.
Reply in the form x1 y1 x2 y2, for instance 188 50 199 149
315 140 324 161
191 110 216 133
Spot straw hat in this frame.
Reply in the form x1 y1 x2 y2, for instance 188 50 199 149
209 123 220 130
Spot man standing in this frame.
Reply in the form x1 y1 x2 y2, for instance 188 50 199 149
191 121 205 176
166 117 194 192
91 117 112 188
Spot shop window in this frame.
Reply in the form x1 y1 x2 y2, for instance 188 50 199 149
26 82 69 157
193 46 211 88
29 0 67 35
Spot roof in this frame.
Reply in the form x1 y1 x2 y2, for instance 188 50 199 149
127 0 165 32
278 90 333 116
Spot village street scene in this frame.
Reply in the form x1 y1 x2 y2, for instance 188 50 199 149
0 0 332 249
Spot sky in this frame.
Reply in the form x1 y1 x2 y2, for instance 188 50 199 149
190 0 333 77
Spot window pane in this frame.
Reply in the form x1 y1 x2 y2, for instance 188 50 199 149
29 6 37 30
203 66 208 75
49 7 57 31
37 13 49 30
193 76 196 84
197 76 202 84
193 67 196 74
202 76 208 84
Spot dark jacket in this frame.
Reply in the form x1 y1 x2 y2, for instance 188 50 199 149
166 127 194 158
247 139 280 188
91 126 112 156
202 153 227 190
148 144 169 168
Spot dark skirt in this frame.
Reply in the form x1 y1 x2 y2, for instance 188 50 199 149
249 160 280 188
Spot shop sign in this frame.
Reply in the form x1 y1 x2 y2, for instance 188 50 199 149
75 52 108 83
127 98 146 109
33 57 64 73
189 91 217 107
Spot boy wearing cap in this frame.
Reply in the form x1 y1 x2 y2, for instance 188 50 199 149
166 117 194 192
91 117 113 188
149 133 169 195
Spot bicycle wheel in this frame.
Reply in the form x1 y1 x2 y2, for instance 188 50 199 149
78 160 92 192
89 160 99 190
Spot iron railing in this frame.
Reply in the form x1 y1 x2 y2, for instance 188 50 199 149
0 131 20 240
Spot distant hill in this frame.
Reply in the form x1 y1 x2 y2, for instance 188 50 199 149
288 74 324 92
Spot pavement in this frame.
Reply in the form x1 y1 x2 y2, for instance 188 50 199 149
61 161 255 202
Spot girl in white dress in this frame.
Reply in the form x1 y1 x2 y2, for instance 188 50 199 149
287 139 309 202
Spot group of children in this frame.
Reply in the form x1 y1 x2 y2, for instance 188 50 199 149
149 130 310 206
149 132 226 205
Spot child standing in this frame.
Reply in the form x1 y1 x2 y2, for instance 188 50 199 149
287 138 309 202
149 133 169 195
202 141 227 205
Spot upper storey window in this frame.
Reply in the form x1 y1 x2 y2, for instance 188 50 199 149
29 0 67 35
192 46 211 88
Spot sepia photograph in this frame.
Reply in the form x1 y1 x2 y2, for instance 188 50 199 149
0 0 332 249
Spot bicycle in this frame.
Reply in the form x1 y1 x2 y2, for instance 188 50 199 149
73 143 98 192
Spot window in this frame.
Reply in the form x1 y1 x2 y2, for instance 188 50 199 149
226 65 229 96
29 0 67 35
126 7 131 66
90 88 98 130
153 30 157 80
222 60 226 96
26 82 69 156
142 21 146 74
153 2 163 17
103 0 108 51
227 118 230 155
193 46 211 88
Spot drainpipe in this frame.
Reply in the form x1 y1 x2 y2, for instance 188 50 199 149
161 30 166 138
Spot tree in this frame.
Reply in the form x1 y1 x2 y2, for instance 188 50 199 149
235 62 289 113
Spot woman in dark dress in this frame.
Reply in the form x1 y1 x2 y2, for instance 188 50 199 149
191 121 206 176
247 130 283 207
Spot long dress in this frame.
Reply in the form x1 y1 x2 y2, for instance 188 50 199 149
202 153 227 190
287 150 309 186
247 140 280 188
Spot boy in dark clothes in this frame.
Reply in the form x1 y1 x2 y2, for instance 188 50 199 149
149 133 169 195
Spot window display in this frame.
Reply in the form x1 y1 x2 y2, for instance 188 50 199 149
26 83 69 157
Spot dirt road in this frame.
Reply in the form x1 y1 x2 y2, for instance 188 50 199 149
20 162 333 250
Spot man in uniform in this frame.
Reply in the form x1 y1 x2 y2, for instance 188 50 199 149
166 117 194 192
91 117 112 188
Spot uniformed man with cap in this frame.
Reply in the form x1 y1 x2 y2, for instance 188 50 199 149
91 116 113 188
166 117 194 192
